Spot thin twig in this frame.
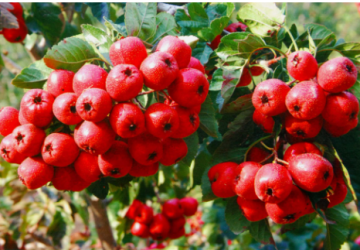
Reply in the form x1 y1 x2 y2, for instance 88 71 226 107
137 89 156 96
2 54 22 74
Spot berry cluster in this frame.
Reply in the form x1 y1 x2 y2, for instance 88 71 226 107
0 35 209 191
253 53 359 138
126 198 198 241
208 141 347 224
1 3 28 43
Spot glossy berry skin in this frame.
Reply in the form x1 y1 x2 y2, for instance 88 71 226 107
208 35 221 50
74 119 116 155
135 205 154 225
109 37 148 68
98 141 133 178
285 114 323 139
254 163 293 204
322 92 359 128
288 153 334 193
252 79 290 116
317 57 358 93
236 68 252 87
110 103 146 138
41 133 80 167
74 151 102 183
170 216 186 232
233 161 262 200
73 64 108 96
149 214 171 241
18 109 30 125
328 182 347 208
285 81 326 120
76 88 112 122
20 89 54 128
47 69 75 97
247 147 270 163
225 22 247 32
250 66 264 76
179 197 198 216
3 18 27 43
162 198 184 219
140 51 179 90
283 142 322 162
287 51 318 81
169 227 185 239
52 93 83 125
265 185 307 224
324 121 354 137
159 138 188 166
145 103 179 138
170 105 200 138
106 64 143 102
18 157 54 190
188 57 205 74
208 162 237 198
168 68 209 108
131 222 150 238
52 166 91 191
252 109 274 133
128 133 163 166
0 107 20 136
0 134 26 164
156 35 192 69
126 200 144 220
12 124 46 157
129 162 159 177
236 196 268 222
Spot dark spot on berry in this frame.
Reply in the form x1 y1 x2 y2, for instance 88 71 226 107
189 114 196 126
148 152 157 161
197 85 204 95
124 68 132 77
110 168 120 175
346 64 353 73
284 213 295 221
294 105 300 112
164 59 172 67
34 96 42 104
129 124 137 131
266 188 273 196
261 95 269 104
175 156 183 163
323 171 329 181
296 130 306 137
2 148 9 157
236 27 243 32
234 175 240 182
292 55 301 68
317 198 329 210
350 111 356 120
45 143 52 153
61 89 64 91
98 173 105 178
70 105 77 114
84 103 92 112
16 133 24 143
164 123 172 131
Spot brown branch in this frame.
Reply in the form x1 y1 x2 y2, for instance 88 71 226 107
137 89 156 96
2 54 22 75
28 231 58 250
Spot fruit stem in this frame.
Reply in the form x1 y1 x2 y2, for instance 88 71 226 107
260 141 274 151
132 98 146 111
160 90 171 101
286 79 298 86
283 26 299 51
137 89 156 96
244 135 273 161
260 152 275 164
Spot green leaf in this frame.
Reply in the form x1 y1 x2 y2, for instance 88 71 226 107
104 18 127 37
193 150 211 187
11 60 53 89
47 209 67 246
330 43 360 64
324 204 350 250
199 95 220 138
180 132 199 167
30 3 63 46
198 16 229 42
85 3 109 23
225 196 251 234
221 93 253 114
237 3 285 37
0 54 4 68
206 3 234 22
175 3 209 36
125 3 157 42
281 213 317 234
201 167 217 202
192 42 213 65
87 178 109 199
249 219 276 245
43 36 101 72
187 3 209 25
105 175 134 187
209 68 224 91
149 12 177 44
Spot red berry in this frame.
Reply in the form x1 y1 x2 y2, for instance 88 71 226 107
252 109 274 133
12 124 46 157
233 161 262 200
328 182 348 208
0 134 26 164
169 226 185 239
8 3 23 18
47 69 75 97
179 197 198 216
109 37 148 68
250 66 264 76
52 93 83 125
52 166 91 191
18 108 30 125
156 35 192 69
288 153 334 193
18 156 54 190
317 57 358 93
3 18 27 43
225 22 247 32
285 81 326 120
0 107 20 136
187 57 205 74
162 198 184 219
140 51 179 90
284 114 323 139
169 105 200 139
247 147 271 163
74 151 102 183
149 214 170 241
74 119 116 155
208 162 237 198
324 121 354 137
20 89 54 128
76 88 112 123
129 162 159 177
98 141 133 178
252 79 290 116
283 142 322 162
131 222 150 238
287 51 318 81
128 133 163 166
73 64 108 96
145 103 180 138
106 64 143 102
42 133 80 167
236 196 268 222
236 68 252 87
254 163 293 203
159 138 188 166
110 103 146 138
208 35 221 50
126 200 144 220
135 205 154 225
